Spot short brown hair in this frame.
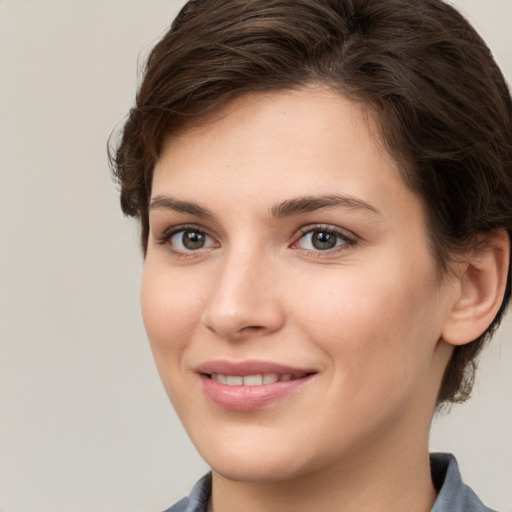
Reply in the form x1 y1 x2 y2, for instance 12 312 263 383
110 0 512 405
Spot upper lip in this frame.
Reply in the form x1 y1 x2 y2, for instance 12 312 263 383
195 359 317 377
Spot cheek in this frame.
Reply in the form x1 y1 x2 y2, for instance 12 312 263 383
292 258 442 390
140 263 211 413
140 264 204 358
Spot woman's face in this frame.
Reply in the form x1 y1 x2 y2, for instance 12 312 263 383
142 88 458 482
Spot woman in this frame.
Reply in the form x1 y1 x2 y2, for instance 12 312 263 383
110 0 512 510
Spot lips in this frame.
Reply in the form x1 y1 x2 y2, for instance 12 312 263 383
196 360 316 410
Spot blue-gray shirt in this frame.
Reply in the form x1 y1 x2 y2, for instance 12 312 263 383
164 453 498 512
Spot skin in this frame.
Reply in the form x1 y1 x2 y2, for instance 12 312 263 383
141 87 467 512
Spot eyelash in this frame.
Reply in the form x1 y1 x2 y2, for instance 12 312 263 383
292 225 357 256
156 224 216 256
155 224 357 257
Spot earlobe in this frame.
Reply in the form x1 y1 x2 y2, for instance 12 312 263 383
442 229 510 346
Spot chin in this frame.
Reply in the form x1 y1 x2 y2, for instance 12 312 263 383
209 455 308 484
193 430 325 484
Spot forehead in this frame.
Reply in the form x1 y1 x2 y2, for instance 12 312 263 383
153 87 413 210
155 88 396 182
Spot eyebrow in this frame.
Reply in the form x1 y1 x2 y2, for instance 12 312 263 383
150 196 215 219
270 194 380 218
149 193 380 219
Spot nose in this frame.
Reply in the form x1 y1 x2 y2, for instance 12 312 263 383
201 249 285 341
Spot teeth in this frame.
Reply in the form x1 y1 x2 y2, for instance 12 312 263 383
226 376 243 386
243 374 263 386
262 373 279 384
211 373 302 386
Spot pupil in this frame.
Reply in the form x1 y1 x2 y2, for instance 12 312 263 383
312 231 337 250
183 231 205 250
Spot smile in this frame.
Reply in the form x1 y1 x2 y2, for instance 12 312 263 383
209 373 308 385
196 361 316 411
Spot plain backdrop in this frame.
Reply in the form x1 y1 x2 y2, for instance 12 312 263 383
1 1 511 511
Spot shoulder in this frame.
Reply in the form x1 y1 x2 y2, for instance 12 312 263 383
430 453 498 512
161 473 212 512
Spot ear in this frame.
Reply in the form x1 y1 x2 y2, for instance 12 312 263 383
442 229 510 346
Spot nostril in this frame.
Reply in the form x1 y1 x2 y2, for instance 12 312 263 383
201 293 285 339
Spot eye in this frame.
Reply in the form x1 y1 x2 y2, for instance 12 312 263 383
166 228 217 252
295 227 354 252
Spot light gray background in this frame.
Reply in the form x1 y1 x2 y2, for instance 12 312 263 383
1 1 511 511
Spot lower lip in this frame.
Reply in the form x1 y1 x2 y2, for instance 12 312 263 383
200 374 314 411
